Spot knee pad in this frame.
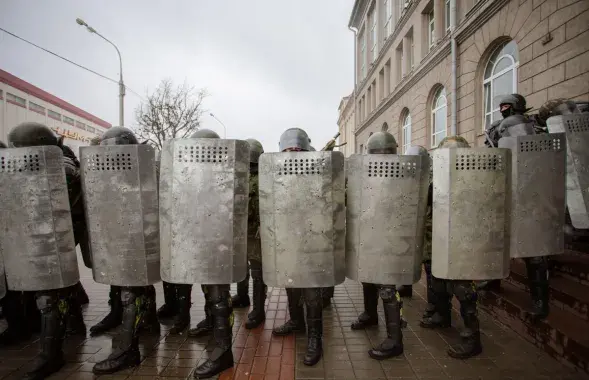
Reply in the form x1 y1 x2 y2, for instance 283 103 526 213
121 288 139 307
378 286 397 302
35 293 57 313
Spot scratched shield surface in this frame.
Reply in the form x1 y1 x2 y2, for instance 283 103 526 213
259 151 346 288
345 154 429 285
159 139 249 285
0 146 79 291
80 144 160 286
547 114 589 229
499 134 566 258
432 148 511 280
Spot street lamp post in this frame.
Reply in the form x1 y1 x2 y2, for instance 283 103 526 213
76 18 125 127
209 113 227 138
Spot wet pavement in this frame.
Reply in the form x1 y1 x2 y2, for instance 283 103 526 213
0 260 586 380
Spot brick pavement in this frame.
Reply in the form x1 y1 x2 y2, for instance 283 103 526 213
0 260 586 380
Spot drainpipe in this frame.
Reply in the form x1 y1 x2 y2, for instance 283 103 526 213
450 0 457 136
349 26 358 153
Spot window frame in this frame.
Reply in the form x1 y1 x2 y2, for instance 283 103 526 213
370 8 378 62
6 93 26 108
29 101 46 115
384 0 392 38
359 28 367 80
428 10 435 49
48 109 62 121
445 0 451 32
63 116 75 126
431 88 447 148
402 113 412 153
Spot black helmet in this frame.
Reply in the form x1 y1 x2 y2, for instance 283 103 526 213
499 94 531 118
279 128 311 152
0 140 6 149
366 131 397 154
8 122 59 147
100 127 139 145
191 129 220 139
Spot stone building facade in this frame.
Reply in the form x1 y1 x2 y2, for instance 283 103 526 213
338 0 589 153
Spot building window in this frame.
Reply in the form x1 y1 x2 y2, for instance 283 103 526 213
483 40 519 131
370 8 378 63
86 125 96 133
7 93 26 108
445 0 451 32
431 88 447 148
382 122 389 132
29 102 46 115
0 90 3 100
384 0 392 38
428 10 435 49
76 121 86 130
359 28 366 80
64 116 75 126
402 113 412 153
48 110 62 121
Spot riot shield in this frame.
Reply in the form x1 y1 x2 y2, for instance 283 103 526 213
431 148 511 280
346 154 429 285
259 151 346 288
547 114 589 229
80 144 160 286
0 146 79 291
159 139 250 285
499 134 566 258
0 256 5 300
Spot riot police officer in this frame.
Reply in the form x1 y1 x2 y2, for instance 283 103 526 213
6 122 86 379
271 128 325 366
91 127 160 375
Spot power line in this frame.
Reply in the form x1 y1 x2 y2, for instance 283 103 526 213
0 27 145 100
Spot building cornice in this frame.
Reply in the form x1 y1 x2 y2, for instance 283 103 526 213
355 38 452 135
348 0 368 28
455 0 511 44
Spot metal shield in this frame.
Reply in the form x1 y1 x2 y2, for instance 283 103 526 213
345 154 430 285
259 151 346 288
431 148 511 280
80 144 160 286
0 256 6 300
547 114 589 229
0 146 80 291
159 139 249 285
499 134 566 258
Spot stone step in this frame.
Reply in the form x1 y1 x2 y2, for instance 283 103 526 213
480 280 589 374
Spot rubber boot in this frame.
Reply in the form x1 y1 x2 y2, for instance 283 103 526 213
66 296 87 336
369 287 403 360
273 288 305 336
397 285 413 298
93 288 142 374
22 293 66 380
525 257 550 322
245 267 266 329
189 286 213 337
420 277 451 329
193 285 234 379
90 286 122 335
0 290 31 345
322 287 334 308
157 281 178 319
140 285 160 334
73 281 89 305
231 271 250 308
447 281 482 359
25 291 42 334
170 284 192 334
351 283 378 330
422 260 436 319
303 289 323 366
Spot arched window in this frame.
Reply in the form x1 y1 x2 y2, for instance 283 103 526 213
483 40 519 130
381 122 389 132
431 88 447 147
402 113 412 153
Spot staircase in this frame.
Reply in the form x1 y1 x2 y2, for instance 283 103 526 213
479 241 589 373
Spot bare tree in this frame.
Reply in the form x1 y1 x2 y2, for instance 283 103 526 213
134 79 207 149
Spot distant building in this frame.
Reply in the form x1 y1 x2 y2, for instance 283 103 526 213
337 94 355 156
0 69 111 153
340 0 589 154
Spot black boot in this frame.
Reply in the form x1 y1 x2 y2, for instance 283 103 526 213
193 285 234 379
369 287 403 360
140 285 160 334
157 281 178 319
231 272 250 308
188 286 213 337
273 288 305 336
170 284 192 334
420 276 451 329
525 257 550 321
303 289 323 366
25 291 42 334
66 296 86 336
448 282 482 359
0 290 31 345
73 281 89 305
322 287 334 308
90 286 122 335
397 285 413 298
351 283 378 330
22 293 66 380
477 279 501 292
422 261 436 319
93 288 142 374
245 267 266 329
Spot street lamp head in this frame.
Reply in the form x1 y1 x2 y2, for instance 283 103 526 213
76 18 87 26
209 113 215 117
87 26 97 33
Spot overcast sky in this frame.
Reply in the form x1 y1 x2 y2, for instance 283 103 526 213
0 0 354 151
